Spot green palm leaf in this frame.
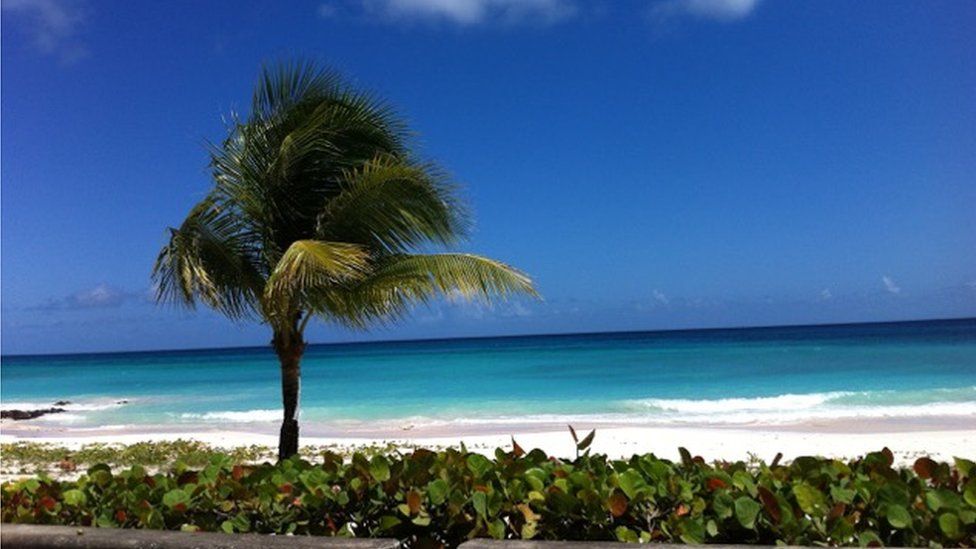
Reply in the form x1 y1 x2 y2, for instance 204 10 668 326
314 254 537 327
319 155 468 252
263 240 369 326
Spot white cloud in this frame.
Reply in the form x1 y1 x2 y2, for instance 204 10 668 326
33 284 137 311
2 0 88 63
652 0 761 22
364 0 576 25
652 289 670 305
820 288 833 300
882 275 901 295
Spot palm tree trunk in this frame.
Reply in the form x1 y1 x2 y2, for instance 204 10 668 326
274 329 305 460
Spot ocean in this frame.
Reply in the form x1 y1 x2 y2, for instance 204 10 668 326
2 319 974 435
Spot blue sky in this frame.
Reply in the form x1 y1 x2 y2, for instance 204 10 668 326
2 0 975 354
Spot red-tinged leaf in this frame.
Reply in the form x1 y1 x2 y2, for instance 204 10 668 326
914 457 938 479
707 478 728 491
38 496 56 511
474 484 490 493
771 453 783 467
232 465 244 481
115 510 127 523
881 447 894 467
407 490 422 515
676 504 690 517
609 492 628 517
828 502 846 521
279 482 293 494
292 497 303 507
173 503 187 513
138 499 152 510
757 486 782 524
511 437 525 458
553 469 568 478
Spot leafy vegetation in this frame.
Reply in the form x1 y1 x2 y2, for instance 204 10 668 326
151 60 537 460
3 437 974 547
0 440 412 477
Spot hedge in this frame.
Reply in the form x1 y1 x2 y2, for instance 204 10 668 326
2 438 974 547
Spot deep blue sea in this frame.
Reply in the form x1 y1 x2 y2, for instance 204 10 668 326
2 319 974 434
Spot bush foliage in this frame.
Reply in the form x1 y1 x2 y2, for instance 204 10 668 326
2 437 974 547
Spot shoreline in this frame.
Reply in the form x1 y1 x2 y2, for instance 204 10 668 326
4 416 974 466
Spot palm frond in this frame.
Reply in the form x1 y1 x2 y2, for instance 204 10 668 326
319 155 468 252
152 196 264 320
263 240 370 325
312 253 537 328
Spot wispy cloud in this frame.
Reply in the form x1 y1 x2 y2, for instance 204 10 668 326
31 284 145 311
362 0 577 26
882 275 901 295
2 0 89 63
820 288 833 301
652 289 670 305
651 0 761 22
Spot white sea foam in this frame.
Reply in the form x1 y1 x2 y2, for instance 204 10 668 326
179 409 280 423
334 389 976 430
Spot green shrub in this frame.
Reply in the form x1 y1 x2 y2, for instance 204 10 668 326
3 443 974 547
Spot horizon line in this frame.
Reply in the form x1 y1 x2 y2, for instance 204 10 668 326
3 315 973 360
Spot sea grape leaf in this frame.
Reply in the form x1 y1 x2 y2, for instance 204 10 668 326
757 486 782 523
472 491 488 520
830 485 856 504
913 457 938 479
577 429 595 452
713 492 734 519
953 457 974 478
488 519 506 539
378 515 400 531
680 517 706 544
62 489 87 506
467 454 492 479
964 480 976 507
609 491 628 517
427 479 449 505
886 504 911 529
615 526 639 542
369 455 390 482
734 497 762 529
618 469 645 499
793 483 827 516
938 512 961 539
162 489 190 510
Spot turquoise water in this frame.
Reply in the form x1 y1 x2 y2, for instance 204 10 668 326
2 319 974 432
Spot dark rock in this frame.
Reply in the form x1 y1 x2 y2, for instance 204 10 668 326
1 408 66 421
53 400 72 406
116 399 129 405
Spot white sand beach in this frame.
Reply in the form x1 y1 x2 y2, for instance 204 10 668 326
3 419 974 466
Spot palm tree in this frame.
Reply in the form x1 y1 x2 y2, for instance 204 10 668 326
152 61 537 460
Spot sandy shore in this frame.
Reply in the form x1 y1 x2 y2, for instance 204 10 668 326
3 419 974 466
